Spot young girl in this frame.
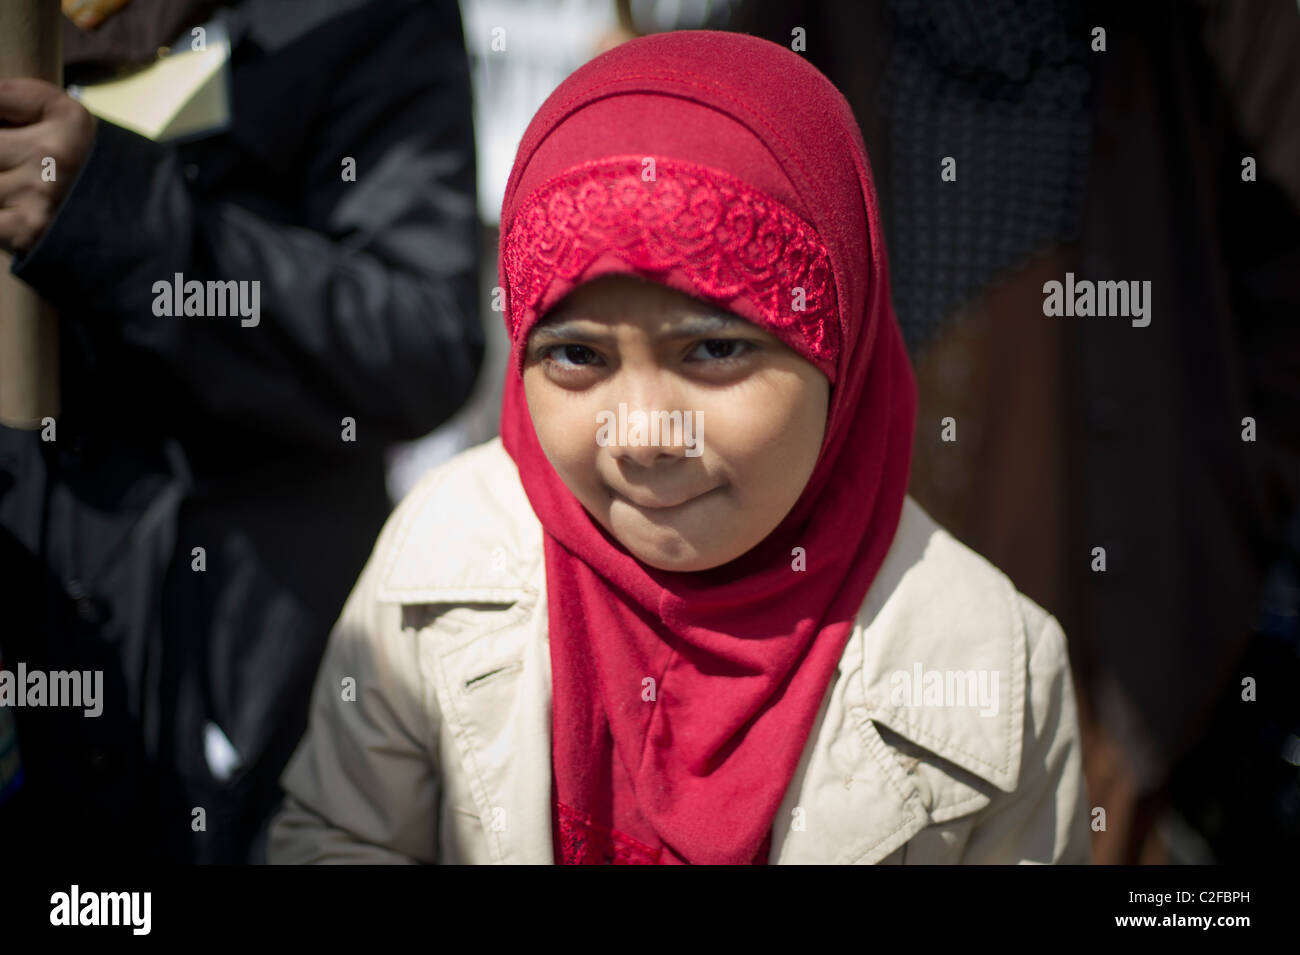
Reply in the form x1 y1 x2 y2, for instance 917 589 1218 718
268 30 1091 865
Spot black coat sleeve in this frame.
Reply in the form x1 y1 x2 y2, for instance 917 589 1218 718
11 0 484 454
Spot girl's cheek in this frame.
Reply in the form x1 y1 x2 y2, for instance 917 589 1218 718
705 399 793 459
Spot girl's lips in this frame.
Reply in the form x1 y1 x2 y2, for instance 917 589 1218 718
613 485 719 510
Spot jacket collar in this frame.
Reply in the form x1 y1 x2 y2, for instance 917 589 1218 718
376 440 542 607
376 440 1024 802
844 497 1025 795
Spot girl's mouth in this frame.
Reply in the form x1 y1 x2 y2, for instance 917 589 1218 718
611 484 721 510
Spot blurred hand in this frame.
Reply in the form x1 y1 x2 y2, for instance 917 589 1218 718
0 78 97 254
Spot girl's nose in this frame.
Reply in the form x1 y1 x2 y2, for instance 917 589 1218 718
598 396 698 467
609 438 682 469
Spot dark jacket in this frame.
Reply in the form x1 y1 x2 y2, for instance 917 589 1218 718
0 0 482 863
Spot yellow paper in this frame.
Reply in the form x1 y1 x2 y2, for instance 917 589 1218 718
72 38 230 141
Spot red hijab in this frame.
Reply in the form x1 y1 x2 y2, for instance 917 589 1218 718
498 30 917 864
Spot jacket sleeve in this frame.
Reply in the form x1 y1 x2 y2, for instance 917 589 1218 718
267 522 441 864
959 608 1094 864
10 0 483 453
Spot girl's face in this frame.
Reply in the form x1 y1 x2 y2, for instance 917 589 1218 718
522 274 830 572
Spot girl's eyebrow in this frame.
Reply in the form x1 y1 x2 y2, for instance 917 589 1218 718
530 313 749 345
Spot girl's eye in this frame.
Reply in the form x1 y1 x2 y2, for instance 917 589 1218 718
686 339 755 363
541 343 603 370
537 339 754 373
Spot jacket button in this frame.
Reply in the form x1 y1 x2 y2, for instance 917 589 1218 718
67 579 110 626
76 596 110 626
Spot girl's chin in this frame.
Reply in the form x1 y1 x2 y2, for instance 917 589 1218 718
609 522 740 572
582 490 746 570
625 547 729 573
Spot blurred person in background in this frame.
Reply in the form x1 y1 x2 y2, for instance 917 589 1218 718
734 0 1300 863
384 0 743 503
384 0 629 502
0 0 482 863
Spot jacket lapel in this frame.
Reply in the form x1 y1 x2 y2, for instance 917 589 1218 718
427 589 555 864
853 499 1025 796
378 440 553 863
768 650 931 863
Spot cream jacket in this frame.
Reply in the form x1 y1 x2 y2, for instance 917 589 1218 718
268 438 1092 864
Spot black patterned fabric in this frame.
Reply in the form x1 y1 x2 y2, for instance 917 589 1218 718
879 0 1093 352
